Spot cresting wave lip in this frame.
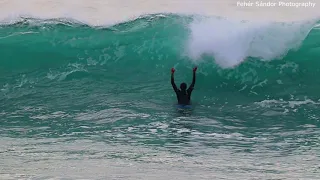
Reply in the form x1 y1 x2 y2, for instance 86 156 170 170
0 13 319 27
0 14 172 28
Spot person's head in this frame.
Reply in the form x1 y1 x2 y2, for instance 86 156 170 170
180 82 187 90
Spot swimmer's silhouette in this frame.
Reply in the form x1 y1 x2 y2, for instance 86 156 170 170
171 66 197 105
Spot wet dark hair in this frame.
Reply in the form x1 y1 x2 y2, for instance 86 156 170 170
180 83 187 90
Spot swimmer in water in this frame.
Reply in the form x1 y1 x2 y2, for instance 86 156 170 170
171 66 197 105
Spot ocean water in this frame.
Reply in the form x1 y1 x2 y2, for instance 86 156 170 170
1 1 320 179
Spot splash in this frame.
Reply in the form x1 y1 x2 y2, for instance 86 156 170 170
186 17 316 68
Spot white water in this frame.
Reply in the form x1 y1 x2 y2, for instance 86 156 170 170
1 138 319 180
0 0 319 26
187 17 315 68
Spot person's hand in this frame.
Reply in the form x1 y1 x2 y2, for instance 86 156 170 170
171 68 175 74
193 66 198 72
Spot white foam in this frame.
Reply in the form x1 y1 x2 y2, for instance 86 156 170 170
186 17 316 68
0 0 319 26
255 98 320 109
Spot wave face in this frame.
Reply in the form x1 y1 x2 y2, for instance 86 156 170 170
1 14 320 179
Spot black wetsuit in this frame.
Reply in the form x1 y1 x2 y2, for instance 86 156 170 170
171 72 196 105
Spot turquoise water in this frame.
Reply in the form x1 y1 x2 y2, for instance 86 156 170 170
1 15 320 179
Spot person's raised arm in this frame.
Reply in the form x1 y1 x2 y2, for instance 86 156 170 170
171 68 178 92
188 66 197 92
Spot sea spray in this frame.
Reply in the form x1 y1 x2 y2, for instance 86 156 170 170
186 17 316 68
